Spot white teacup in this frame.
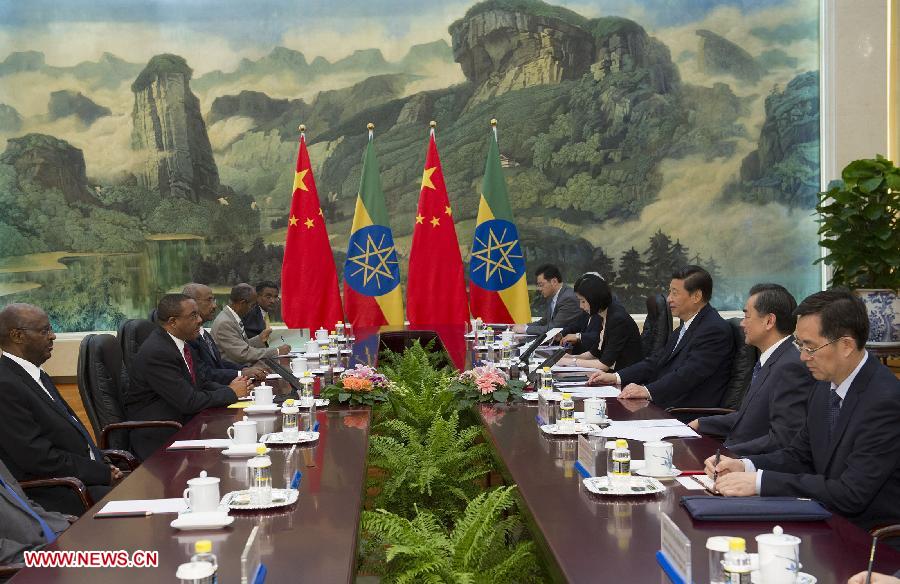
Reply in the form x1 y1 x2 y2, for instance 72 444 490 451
227 417 257 444
315 328 328 341
249 384 274 406
583 397 607 423
643 441 675 476
255 415 277 436
291 357 308 375
501 330 515 343
306 340 320 355
183 470 220 513
756 526 801 584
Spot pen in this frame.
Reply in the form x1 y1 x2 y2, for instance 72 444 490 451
95 511 152 519
313 421 320 432
287 444 297 459
864 535 878 584
713 448 721 485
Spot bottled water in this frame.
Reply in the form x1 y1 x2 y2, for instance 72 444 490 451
609 439 631 487
558 393 575 431
722 537 752 584
247 446 272 505
540 366 553 394
281 399 299 440
180 539 217 584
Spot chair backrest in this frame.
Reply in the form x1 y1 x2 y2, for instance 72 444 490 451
640 293 672 361
720 317 760 409
118 319 158 371
77 333 131 450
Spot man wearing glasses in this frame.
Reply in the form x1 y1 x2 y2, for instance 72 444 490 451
0 304 122 515
707 289 900 533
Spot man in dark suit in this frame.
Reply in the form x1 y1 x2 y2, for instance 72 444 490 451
710 289 900 532
125 294 251 460
0 457 70 565
0 303 122 515
181 283 265 384
689 283 815 455
513 264 583 336
241 281 280 339
588 265 735 409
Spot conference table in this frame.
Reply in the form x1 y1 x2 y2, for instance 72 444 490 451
11 381 371 583
480 397 900 584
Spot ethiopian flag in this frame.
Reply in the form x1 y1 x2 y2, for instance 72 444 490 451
468 122 530 323
343 126 404 328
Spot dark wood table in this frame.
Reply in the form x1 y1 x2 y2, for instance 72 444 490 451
480 399 900 584
11 404 371 583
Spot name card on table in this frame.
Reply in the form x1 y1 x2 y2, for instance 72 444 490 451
536 393 556 426
575 434 603 478
657 514 693 584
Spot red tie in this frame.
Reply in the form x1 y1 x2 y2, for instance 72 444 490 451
183 345 196 384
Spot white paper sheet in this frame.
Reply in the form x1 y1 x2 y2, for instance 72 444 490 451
565 386 621 398
675 476 707 491
542 328 564 344
265 373 282 379
96 498 186 515
167 439 233 450
551 365 597 373
594 420 700 442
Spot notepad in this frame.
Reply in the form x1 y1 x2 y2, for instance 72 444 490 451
676 476 708 491
96 498 186 516
594 420 700 442
564 386 621 398
228 401 253 409
551 365 597 373
167 439 233 450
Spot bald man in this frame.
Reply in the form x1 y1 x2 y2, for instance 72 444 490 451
0 304 121 515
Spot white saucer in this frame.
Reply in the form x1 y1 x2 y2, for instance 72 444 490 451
540 423 600 436
243 403 281 414
222 443 269 457
635 467 682 479
751 571 815 584
170 511 234 531
298 399 329 408
304 352 321 360
222 488 299 510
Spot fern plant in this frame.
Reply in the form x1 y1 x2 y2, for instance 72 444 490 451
362 486 544 583
367 410 493 524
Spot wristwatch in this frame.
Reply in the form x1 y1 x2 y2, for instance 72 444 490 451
576 333 582 341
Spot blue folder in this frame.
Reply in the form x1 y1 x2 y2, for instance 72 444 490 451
681 496 831 521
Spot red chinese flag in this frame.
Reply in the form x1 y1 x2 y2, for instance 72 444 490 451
406 128 469 328
280 132 344 331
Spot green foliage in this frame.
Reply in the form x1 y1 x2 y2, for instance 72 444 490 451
815 155 900 289
367 410 493 524
449 373 526 409
362 486 543 584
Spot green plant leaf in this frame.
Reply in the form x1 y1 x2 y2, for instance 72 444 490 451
858 176 884 193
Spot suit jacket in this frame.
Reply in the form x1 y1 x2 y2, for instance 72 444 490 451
748 356 900 531
526 285 583 336
618 303 734 409
210 309 277 365
187 329 242 385
0 356 111 497
699 340 814 455
241 305 268 340
0 458 69 564
125 328 237 459
562 312 602 355
589 300 643 371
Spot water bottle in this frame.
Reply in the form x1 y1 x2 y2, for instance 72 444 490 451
540 366 553 395
484 327 494 347
500 340 512 364
247 445 272 505
300 377 314 407
558 393 575 432
346 322 354 341
176 539 217 583
335 321 345 338
610 439 631 487
281 399 299 440
722 537 752 584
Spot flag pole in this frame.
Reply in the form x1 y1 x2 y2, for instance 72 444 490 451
298 123 306 141
490 117 498 141
367 122 374 141
429 119 436 138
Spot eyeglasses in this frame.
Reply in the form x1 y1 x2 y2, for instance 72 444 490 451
15 326 54 336
792 335 848 356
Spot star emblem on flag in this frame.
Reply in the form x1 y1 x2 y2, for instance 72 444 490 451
469 218 526 291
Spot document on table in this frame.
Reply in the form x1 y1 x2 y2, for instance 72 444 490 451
551 365 597 373
676 476 708 491
542 328 564 344
594 419 700 441
266 373 282 379
167 439 233 450
564 386 621 398
96 498 187 516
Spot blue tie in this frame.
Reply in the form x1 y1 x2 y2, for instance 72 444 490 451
0 475 57 544
750 361 762 384
671 325 687 354
827 389 842 441
40 372 103 461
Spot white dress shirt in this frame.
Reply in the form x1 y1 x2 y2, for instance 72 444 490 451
758 335 792 368
167 332 191 370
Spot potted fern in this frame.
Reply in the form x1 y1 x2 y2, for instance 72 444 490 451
816 155 900 342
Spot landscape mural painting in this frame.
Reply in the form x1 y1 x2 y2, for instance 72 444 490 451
0 0 821 331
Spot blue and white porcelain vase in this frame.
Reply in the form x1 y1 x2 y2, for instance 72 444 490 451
855 289 900 344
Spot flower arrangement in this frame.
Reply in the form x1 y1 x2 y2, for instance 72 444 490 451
449 363 525 408
322 364 392 407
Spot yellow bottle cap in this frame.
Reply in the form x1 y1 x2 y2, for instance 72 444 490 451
562 393 571 399
285 399 294 406
194 540 212 554
256 445 267 455
542 367 550 372
729 537 746 552
615 439 628 448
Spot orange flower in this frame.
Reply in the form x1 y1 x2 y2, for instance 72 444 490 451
342 376 374 392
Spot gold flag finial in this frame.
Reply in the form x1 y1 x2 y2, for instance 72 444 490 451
490 118 498 127
429 120 437 128
298 124 306 132
367 122 375 131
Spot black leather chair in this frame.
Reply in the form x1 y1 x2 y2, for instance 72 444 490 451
77 333 181 453
668 317 759 420
640 293 672 361
117 319 158 372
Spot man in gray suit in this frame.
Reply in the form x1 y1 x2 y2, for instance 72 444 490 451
0 458 69 565
211 283 290 365
513 264 582 336
689 283 815 455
